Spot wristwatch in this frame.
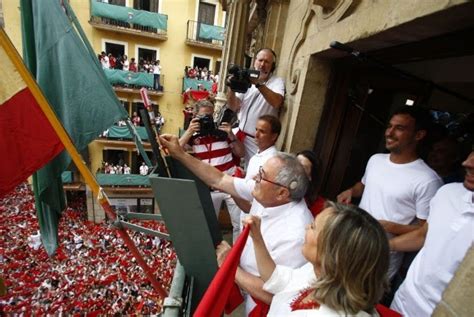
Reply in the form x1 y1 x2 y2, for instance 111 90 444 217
255 82 264 89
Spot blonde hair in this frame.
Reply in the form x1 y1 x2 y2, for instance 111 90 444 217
312 201 389 314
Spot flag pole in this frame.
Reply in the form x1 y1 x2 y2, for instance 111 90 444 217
0 28 167 299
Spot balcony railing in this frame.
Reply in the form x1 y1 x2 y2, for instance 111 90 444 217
103 68 164 93
89 0 168 39
102 125 150 141
186 20 225 49
96 173 150 187
182 77 213 92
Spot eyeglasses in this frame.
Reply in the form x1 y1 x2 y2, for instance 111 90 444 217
256 166 289 189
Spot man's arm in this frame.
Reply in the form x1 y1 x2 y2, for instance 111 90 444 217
389 222 428 252
233 196 252 213
218 122 245 158
243 216 276 282
380 218 426 236
178 118 199 148
337 181 365 204
159 134 240 198
226 89 242 112
235 267 273 305
254 84 283 109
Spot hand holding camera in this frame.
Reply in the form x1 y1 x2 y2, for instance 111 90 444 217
226 64 261 93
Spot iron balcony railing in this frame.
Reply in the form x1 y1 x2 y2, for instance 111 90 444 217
186 20 225 47
90 0 168 37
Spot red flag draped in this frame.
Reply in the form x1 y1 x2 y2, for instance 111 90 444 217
193 225 250 317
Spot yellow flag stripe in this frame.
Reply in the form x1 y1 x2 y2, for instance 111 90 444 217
0 44 27 105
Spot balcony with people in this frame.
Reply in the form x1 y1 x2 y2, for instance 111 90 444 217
98 52 164 96
185 20 225 50
89 0 168 40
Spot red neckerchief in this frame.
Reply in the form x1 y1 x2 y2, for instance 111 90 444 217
290 288 320 311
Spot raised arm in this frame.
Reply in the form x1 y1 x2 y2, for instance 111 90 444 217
178 117 199 148
243 216 276 282
159 134 240 198
226 89 242 112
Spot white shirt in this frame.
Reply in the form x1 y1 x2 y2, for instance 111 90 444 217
139 165 149 175
391 183 474 317
359 153 442 278
245 146 277 180
153 65 161 75
233 177 313 314
236 76 284 163
236 75 285 136
263 263 379 317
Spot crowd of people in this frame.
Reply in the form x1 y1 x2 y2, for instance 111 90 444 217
0 184 176 315
185 65 218 83
99 51 162 90
99 162 150 176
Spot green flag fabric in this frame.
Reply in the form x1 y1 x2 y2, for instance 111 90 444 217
20 0 128 255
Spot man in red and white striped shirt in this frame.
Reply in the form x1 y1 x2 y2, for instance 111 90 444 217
179 100 245 241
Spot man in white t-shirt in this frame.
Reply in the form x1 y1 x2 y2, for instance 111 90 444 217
337 106 443 280
227 48 285 166
158 134 312 316
390 150 474 316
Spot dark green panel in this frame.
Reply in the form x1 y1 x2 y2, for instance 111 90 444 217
149 172 222 312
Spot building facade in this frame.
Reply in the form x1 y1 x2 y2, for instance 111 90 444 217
3 0 226 220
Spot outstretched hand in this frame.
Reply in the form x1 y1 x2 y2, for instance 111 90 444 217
158 134 184 158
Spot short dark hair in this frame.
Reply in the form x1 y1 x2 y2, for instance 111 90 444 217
391 106 432 132
258 115 281 136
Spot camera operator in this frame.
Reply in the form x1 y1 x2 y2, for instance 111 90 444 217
179 100 245 242
226 48 285 167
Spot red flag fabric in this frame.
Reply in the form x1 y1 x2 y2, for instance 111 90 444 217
0 36 64 198
193 225 250 317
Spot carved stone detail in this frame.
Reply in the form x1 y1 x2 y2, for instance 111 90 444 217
314 0 353 29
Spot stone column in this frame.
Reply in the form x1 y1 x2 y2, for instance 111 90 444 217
215 0 249 110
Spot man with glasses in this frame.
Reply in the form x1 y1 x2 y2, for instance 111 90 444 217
159 134 313 316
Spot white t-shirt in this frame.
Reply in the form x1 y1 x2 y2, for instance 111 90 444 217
359 153 442 278
233 177 313 314
122 60 129 71
153 65 161 75
263 263 379 317
245 146 277 180
391 183 474 317
236 76 284 163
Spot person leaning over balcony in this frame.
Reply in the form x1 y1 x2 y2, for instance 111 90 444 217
226 48 285 168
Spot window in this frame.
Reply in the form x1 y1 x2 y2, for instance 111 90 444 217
193 56 211 70
105 42 126 61
138 47 157 64
133 0 159 12
109 0 126 6
198 1 215 24
103 149 128 166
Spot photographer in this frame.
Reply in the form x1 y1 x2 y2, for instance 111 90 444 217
226 48 285 166
179 100 245 241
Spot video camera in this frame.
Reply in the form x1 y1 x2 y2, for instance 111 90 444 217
226 64 260 93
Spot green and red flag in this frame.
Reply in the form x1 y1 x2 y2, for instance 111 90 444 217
20 0 128 255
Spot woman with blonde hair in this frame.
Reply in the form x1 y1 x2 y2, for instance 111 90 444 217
244 201 389 316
